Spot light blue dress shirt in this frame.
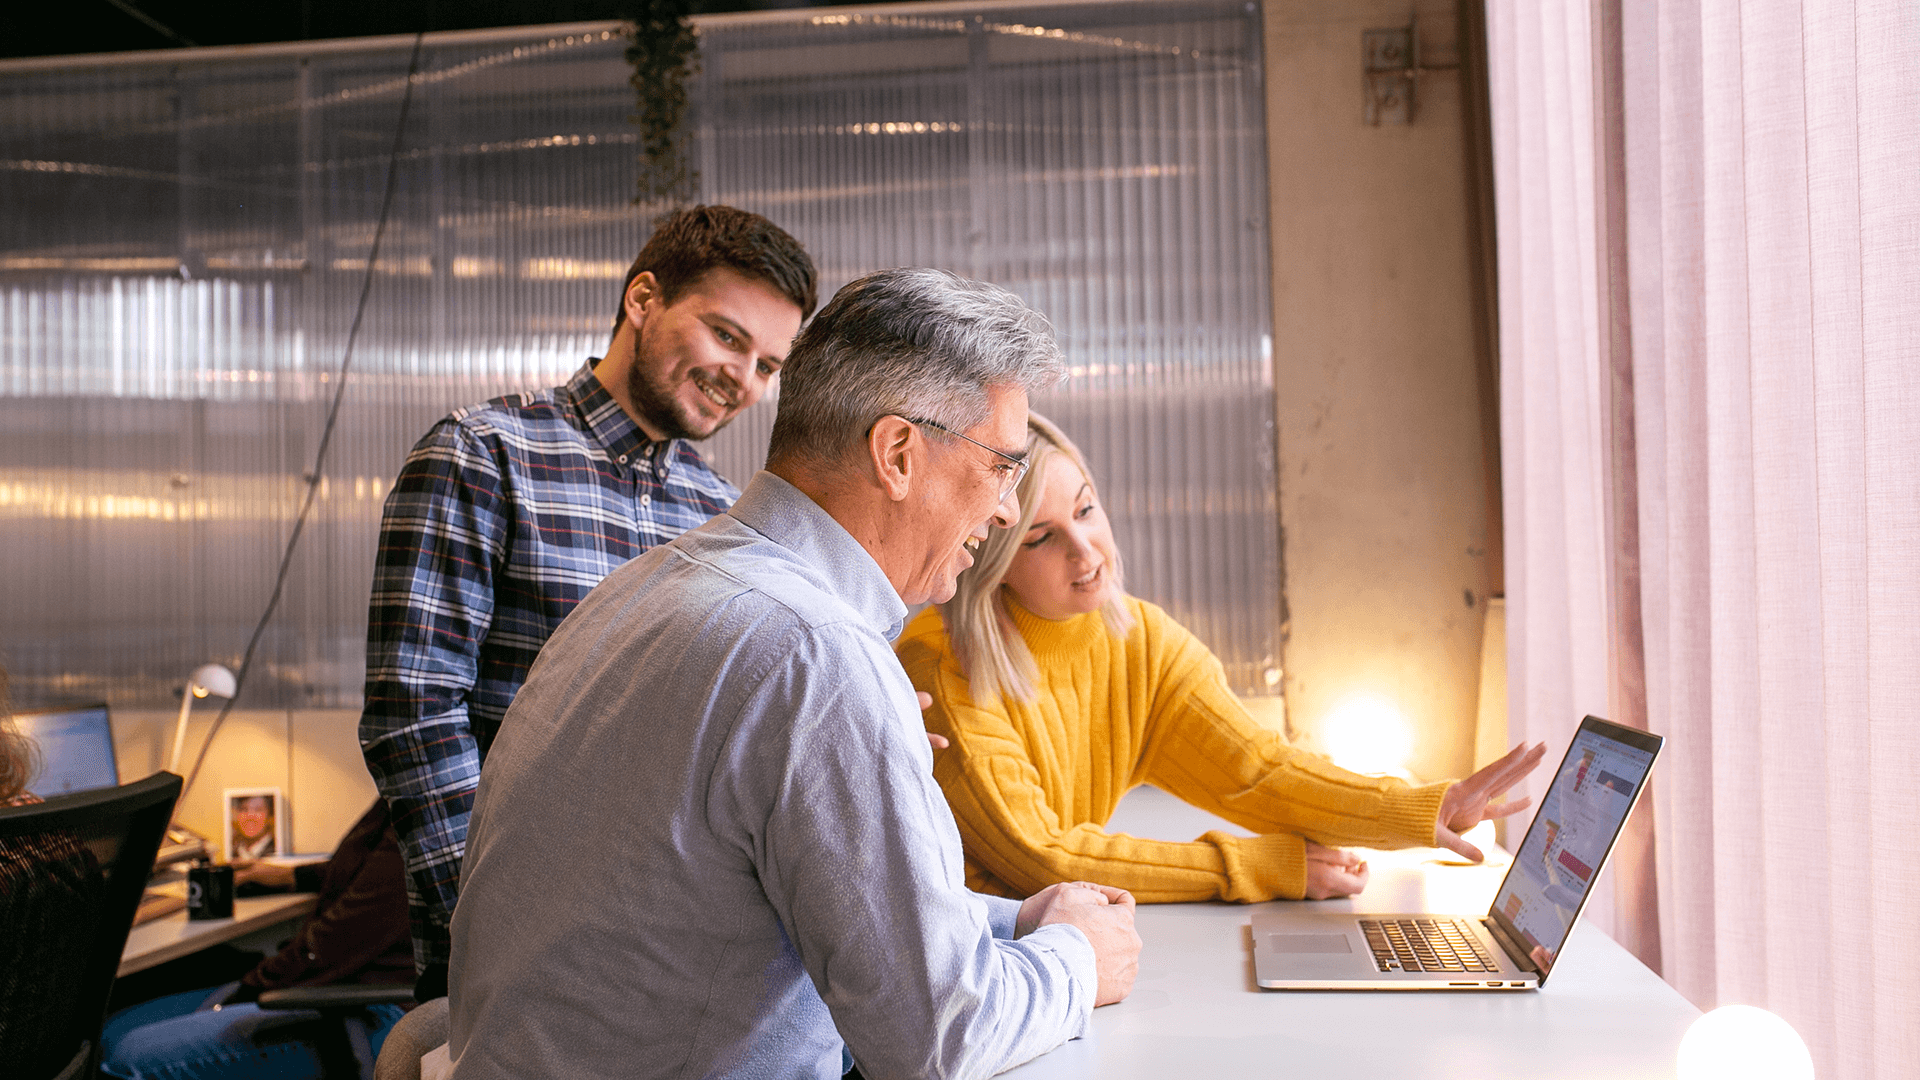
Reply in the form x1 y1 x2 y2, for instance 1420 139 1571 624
448 472 1096 1079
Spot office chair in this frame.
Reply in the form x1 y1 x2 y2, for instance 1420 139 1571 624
0 771 182 1080
254 982 419 1079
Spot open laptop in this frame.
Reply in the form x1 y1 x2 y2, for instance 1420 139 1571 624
14 701 121 797
1252 715 1662 990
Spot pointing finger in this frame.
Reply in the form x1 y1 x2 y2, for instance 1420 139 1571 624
1438 829 1485 863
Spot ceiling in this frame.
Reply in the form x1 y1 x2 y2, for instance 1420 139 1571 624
6 0 865 61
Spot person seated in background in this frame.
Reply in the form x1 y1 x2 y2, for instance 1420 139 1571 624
100 799 413 1080
895 413 1547 905
448 269 1139 1080
0 668 107 1077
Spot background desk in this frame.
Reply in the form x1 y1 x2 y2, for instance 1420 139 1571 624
1002 787 1700 1079
120 893 317 977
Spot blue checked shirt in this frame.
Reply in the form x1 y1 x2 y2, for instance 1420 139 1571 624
359 359 738 970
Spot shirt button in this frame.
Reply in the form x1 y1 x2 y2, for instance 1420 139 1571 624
640 494 651 506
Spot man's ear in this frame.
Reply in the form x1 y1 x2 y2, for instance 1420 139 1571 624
867 416 917 503
622 271 659 331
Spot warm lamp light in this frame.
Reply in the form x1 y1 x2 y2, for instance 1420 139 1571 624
1319 694 1415 778
1676 1005 1814 1080
168 663 237 774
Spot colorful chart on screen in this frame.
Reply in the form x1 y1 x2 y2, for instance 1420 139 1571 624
1492 726 1656 970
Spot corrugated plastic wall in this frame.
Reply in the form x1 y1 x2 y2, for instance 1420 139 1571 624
0 0 1278 709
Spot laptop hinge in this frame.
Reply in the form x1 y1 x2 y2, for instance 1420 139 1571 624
1482 917 1539 976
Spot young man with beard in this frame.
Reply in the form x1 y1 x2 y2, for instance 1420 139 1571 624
358 206 816 1000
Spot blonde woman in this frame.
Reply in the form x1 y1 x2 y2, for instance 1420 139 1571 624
896 415 1545 903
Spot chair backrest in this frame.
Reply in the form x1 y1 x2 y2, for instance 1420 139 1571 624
0 771 181 1080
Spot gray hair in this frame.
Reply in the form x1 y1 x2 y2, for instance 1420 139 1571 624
765 268 1066 468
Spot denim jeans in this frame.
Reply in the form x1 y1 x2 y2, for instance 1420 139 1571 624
101 987 405 1080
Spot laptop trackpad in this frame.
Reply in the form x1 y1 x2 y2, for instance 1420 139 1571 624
1268 934 1353 954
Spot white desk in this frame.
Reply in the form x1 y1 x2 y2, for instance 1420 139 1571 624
119 892 317 977
1002 788 1700 1079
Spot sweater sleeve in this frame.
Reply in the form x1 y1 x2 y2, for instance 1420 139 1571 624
925 684 1287 902
899 622 1308 905
1134 604 1451 893
902 603 1452 904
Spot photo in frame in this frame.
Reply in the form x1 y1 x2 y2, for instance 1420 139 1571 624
222 786 286 862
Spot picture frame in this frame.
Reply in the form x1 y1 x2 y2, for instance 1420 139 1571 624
222 786 287 862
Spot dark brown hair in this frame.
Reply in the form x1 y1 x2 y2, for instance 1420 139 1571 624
610 205 817 337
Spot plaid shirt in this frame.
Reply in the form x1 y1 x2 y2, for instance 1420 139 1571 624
359 360 738 970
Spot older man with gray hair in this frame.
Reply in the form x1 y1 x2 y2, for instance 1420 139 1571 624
447 268 1141 1079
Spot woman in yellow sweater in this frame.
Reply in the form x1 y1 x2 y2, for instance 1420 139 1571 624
896 415 1544 904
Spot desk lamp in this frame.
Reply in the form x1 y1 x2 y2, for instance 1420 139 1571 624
168 663 237 774
1319 693 1417 780
1676 1005 1814 1080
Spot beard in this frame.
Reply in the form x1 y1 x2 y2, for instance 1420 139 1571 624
625 360 735 442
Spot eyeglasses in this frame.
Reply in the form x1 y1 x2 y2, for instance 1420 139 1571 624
902 416 1030 503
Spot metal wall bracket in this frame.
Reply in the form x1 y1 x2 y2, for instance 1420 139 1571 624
1363 25 1416 125
1363 16 1458 126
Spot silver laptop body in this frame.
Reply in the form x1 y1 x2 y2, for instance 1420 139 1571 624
1252 715 1662 991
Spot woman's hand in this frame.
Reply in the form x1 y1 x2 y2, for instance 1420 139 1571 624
918 691 949 749
1434 741 1549 862
1303 840 1369 899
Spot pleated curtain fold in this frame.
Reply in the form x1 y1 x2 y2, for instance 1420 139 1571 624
1486 2 1920 1077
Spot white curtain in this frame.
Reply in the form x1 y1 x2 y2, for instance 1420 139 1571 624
1488 2 1920 1077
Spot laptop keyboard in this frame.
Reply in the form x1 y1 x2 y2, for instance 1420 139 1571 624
1359 918 1501 973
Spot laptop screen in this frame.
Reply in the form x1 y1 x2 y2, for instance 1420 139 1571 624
1489 716 1660 976
15 703 120 797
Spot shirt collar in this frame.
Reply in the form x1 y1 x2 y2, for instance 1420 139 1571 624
726 472 910 640
570 358 667 466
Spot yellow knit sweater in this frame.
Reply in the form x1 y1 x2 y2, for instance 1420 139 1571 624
895 596 1452 903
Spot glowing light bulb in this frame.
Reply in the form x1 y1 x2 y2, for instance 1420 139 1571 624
1319 694 1415 778
1676 1005 1813 1080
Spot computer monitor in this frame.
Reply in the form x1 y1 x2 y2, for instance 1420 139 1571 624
14 702 120 797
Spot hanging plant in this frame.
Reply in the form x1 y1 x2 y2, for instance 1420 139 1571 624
624 0 701 205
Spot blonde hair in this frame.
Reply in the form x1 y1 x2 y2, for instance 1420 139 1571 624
939 414 1133 705
0 667 37 804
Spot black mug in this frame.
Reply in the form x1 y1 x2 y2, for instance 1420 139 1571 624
187 863 235 920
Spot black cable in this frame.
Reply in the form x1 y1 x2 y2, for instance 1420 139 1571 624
177 32 427 809
102 0 198 48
